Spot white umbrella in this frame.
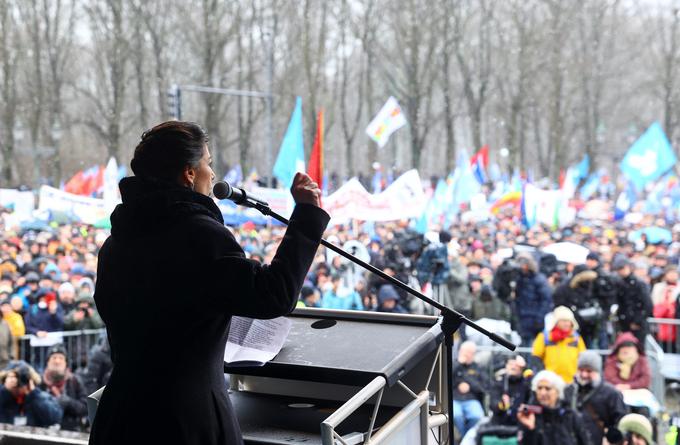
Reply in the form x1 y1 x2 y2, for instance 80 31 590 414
542 242 589 264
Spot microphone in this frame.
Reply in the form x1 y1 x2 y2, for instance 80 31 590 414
213 181 269 208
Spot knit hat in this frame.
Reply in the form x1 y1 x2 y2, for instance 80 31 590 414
586 252 601 263
46 344 68 364
577 350 602 373
618 413 653 445
547 305 579 331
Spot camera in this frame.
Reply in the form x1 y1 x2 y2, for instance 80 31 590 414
14 365 32 388
493 259 520 302
520 404 543 415
604 427 633 444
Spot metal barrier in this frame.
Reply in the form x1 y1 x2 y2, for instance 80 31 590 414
648 317 680 353
16 329 106 372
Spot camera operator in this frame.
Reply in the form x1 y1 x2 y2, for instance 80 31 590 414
64 294 104 330
564 351 628 445
517 370 592 445
611 257 652 345
0 361 62 427
415 231 451 307
502 253 553 346
585 252 617 349
553 266 603 348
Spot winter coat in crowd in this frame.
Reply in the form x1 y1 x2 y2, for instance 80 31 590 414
415 243 450 286
0 363 62 427
89 177 329 445
63 296 104 331
604 332 651 390
519 406 592 445
515 264 553 342
614 273 652 345
452 361 486 402
532 326 586 384
489 373 532 426
472 285 511 321
553 270 602 346
564 380 628 445
0 320 13 371
25 303 64 334
78 337 112 396
447 260 472 315
40 369 88 431
650 280 679 343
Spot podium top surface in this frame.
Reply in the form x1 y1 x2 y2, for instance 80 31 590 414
226 309 443 386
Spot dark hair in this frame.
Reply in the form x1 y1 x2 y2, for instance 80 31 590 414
131 121 208 182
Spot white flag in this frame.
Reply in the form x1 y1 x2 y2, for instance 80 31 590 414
365 96 407 148
103 157 120 213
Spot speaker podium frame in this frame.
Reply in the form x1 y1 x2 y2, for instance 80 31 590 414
226 307 450 445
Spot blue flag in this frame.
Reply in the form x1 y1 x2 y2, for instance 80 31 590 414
579 171 602 200
576 155 590 180
273 97 305 188
620 122 677 191
224 164 243 185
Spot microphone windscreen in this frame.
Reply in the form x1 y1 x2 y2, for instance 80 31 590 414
213 181 232 200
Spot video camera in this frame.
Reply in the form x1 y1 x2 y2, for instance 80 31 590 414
383 229 427 273
493 258 520 302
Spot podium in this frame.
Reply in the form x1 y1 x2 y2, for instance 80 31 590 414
227 308 449 445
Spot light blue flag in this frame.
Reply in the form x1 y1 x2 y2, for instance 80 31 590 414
576 155 590 180
454 165 481 206
580 171 601 200
273 97 305 188
620 122 677 191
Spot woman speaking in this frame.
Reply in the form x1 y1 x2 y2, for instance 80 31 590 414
89 121 329 445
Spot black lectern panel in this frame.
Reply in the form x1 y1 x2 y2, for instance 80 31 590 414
226 309 442 386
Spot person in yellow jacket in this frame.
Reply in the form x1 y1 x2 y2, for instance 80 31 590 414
532 305 586 384
0 297 25 360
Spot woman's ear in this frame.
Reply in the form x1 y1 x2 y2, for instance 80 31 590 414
181 165 196 188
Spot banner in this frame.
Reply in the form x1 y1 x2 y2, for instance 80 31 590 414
0 189 35 221
323 169 426 222
365 96 407 148
38 186 107 225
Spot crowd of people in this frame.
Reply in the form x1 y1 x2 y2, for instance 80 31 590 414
0 183 679 441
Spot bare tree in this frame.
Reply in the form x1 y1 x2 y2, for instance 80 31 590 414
451 0 494 154
0 0 21 185
79 0 129 162
369 0 439 170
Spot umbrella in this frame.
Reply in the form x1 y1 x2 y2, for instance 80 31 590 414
542 242 589 264
630 227 672 244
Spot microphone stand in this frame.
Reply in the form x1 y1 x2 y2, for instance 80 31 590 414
244 198 516 443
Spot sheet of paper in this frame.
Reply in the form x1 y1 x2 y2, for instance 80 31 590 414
29 331 64 347
224 316 292 366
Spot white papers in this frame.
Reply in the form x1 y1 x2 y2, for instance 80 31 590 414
224 316 292 367
29 331 63 347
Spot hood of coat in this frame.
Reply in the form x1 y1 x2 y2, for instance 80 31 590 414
110 176 223 239
611 331 643 355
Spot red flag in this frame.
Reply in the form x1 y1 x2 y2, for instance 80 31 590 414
64 171 86 195
307 109 324 202
469 145 489 168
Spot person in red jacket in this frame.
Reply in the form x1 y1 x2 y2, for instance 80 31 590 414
603 332 651 391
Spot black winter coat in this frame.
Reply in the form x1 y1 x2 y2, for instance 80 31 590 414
614 273 652 343
452 361 486 402
564 381 628 445
515 272 553 338
519 406 593 445
489 374 532 426
89 177 329 445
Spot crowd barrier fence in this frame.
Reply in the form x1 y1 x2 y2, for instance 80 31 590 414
16 329 106 372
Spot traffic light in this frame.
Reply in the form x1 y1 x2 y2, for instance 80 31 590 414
167 85 182 120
